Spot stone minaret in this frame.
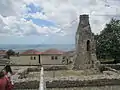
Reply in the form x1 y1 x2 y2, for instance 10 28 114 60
73 14 99 70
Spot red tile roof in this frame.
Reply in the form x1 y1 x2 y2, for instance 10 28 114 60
20 49 41 55
41 49 64 55
0 50 7 55
63 50 75 56
64 50 75 54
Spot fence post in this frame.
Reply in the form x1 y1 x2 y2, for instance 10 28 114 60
39 67 45 90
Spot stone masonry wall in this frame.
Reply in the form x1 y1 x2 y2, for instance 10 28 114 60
46 79 120 88
14 79 120 89
27 65 68 72
73 14 99 70
14 80 39 89
102 64 120 70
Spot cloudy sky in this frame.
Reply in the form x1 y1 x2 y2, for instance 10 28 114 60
0 0 120 44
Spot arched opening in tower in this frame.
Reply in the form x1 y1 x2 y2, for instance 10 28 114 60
87 40 90 51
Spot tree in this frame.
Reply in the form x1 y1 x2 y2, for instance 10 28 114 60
6 49 15 59
96 18 120 62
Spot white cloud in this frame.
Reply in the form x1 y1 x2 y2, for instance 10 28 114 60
29 0 120 34
0 0 120 38
0 0 26 17
0 15 58 36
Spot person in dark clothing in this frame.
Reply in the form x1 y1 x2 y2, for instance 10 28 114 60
4 65 13 75
0 71 4 78
3 65 14 86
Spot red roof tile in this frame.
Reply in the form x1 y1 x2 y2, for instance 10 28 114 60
63 50 75 56
0 50 7 55
20 49 41 55
64 50 75 54
41 49 64 55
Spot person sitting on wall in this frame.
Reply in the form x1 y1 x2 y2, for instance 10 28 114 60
0 69 13 90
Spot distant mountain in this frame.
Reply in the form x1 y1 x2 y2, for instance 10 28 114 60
0 44 75 52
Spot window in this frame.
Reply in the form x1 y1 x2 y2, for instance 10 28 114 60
34 57 36 60
92 60 94 64
51 56 54 60
87 40 90 51
55 56 58 60
51 56 58 60
31 56 36 60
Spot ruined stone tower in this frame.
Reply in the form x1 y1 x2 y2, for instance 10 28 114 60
73 14 99 70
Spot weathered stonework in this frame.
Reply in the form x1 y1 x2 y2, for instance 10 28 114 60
46 79 120 88
14 80 39 89
13 73 120 89
73 14 100 70
14 77 120 89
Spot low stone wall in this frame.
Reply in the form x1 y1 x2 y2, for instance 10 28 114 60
46 86 120 90
43 65 68 71
27 67 40 72
101 64 120 70
27 65 68 72
13 78 120 89
46 79 120 88
14 80 39 89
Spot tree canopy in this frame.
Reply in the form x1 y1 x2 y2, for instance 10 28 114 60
95 18 120 61
6 49 15 59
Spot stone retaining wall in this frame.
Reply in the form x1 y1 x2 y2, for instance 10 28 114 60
43 65 68 71
46 79 120 88
13 78 120 89
14 80 39 89
101 64 120 70
46 86 120 90
27 65 68 72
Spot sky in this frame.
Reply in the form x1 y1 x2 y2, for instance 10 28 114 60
0 0 120 44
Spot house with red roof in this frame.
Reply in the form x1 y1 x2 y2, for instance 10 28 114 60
10 49 41 65
40 49 65 65
0 50 7 58
20 49 41 55
10 49 66 65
